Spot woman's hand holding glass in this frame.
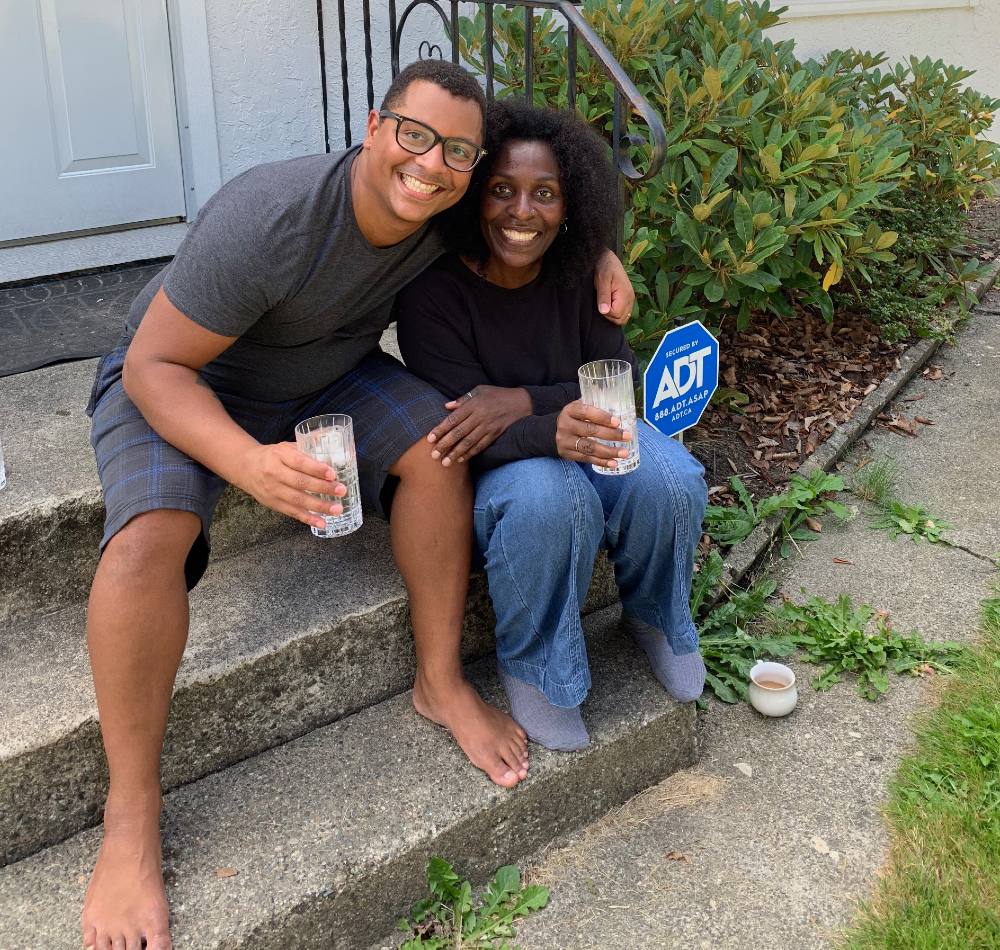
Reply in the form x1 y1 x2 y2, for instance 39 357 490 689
555 400 632 469
427 385 533 465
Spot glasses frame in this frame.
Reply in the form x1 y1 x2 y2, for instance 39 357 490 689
378 110 486 172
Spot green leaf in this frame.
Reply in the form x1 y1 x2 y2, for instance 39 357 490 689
709 148 739 193
734 195 753 246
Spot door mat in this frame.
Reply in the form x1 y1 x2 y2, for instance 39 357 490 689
0 262 166 377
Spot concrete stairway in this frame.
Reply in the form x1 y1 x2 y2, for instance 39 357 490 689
0 346 699 948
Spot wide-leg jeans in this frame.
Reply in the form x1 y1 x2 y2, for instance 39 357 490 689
473 423 708 708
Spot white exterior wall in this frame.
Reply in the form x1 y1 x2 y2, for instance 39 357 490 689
201 0 325 181
772 0 1000 143
193 0 998 194
197 0 448 184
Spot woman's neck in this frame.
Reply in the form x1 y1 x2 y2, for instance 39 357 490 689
466 254 542 289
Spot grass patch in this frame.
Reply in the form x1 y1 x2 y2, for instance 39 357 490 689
851 456 900 507
841 584 1000 948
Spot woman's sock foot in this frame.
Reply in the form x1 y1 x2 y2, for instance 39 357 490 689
622 613 705 702
498 666 590 752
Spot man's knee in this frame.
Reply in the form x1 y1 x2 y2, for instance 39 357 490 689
391 436 471 488
99 510 201 586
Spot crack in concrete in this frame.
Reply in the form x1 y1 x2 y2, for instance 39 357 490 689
943 538 998 567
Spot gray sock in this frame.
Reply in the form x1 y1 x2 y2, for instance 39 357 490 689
498 665 590 752
622 613 705 702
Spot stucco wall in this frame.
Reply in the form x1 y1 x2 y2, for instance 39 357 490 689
202 0 449 180
203 0 326 181
772 0 1000 143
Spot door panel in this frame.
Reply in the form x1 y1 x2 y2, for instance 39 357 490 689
0 0 186 242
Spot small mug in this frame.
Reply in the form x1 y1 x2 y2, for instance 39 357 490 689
748 661 797 717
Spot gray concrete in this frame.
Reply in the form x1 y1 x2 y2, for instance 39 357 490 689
0 224 186 285
0 509 618 868
0 324 404 622
0 608 698 950
511 304 1000 949
845 296 1000 559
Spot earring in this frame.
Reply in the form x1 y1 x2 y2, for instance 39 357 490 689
559 220 569 234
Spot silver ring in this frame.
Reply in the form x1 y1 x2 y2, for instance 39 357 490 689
465 391 474 399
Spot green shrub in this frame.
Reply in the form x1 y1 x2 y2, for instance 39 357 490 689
833 188 986 340
458 1 1000 354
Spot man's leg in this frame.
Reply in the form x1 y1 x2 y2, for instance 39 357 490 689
389 439 529 787
81 509 200 950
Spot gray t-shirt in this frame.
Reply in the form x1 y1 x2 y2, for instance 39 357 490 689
124 146 446 401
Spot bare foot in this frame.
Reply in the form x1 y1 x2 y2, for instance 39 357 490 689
81 794 171 950
413 673 529 788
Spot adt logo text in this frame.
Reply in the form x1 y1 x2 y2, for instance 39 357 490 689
643 320 720 438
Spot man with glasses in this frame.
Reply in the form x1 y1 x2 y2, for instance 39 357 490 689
81 60 634 950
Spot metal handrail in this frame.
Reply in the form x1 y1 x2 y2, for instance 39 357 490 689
385 1 666 186
319 0 668 250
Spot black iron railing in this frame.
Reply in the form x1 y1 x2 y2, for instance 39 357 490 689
318 1 667 234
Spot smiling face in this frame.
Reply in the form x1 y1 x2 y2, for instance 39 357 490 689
478 139 565 288
360 79 483 239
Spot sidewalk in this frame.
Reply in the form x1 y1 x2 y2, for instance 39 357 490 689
514 295 1000 949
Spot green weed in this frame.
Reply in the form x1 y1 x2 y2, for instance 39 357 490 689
773 594 965 700
398 858 548 949
703 471 853 556
871 500 951 543
695 573 799 704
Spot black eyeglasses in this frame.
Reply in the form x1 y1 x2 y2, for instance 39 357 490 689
378 110 486 172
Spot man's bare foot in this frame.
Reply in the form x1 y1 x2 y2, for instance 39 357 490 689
413 673 529 788
81 793 171 950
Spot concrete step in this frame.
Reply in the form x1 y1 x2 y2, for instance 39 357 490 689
0 329 406 624
0 519 618 867
0 358 294 624
0 607 698 950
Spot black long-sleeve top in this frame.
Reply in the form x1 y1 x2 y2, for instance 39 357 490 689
395 253 637 471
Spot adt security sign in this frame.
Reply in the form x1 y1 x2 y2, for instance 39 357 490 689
643 320 719 438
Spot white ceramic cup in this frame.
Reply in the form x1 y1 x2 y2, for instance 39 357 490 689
748 661 798 717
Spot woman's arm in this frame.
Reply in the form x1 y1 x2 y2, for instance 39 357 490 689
395 281 536 464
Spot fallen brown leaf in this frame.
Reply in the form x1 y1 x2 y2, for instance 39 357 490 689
805 516 823 532
665 851 692 863
914 416 935 426
215 867 238 879
832 557 854 565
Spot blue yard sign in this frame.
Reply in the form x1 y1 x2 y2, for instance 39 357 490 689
643 320 720 438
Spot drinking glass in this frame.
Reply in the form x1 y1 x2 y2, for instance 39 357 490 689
577 359 640 476
294 414 363 538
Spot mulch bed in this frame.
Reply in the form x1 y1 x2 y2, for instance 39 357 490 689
683 190 999 504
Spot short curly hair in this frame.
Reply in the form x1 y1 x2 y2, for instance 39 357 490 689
441 100 618 279
382 60 487 131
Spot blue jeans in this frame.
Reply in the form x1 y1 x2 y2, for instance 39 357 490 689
473 423 707 707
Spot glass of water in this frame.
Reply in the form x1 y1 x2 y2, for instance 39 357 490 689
294 414 363 538
577 359 640 476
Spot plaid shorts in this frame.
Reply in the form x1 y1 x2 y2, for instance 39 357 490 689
87 345 448 590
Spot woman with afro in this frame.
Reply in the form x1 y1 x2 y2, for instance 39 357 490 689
396 101 707 753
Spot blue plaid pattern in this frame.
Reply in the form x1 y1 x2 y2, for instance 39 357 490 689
88 345 448 589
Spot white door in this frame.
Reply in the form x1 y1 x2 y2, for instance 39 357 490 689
0 0 186 243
